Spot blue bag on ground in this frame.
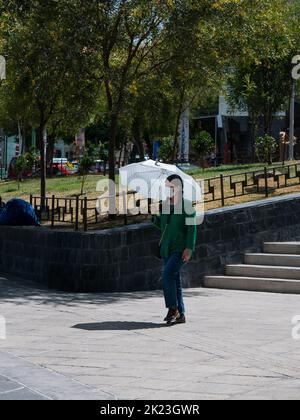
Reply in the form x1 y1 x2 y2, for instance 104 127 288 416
0 199 40 226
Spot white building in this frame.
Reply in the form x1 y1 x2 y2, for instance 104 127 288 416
0 134 19 177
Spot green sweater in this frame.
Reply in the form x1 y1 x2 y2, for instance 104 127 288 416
152 201 197 259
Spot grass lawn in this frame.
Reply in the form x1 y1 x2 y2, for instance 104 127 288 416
187 161 294 179
0 174 107 203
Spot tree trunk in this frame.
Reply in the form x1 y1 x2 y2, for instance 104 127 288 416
47 134 55 178
105 77 118 183
172 110 180 162
108 114 118 218
249 108 260 163
144 132 152 159
251 125 256 163
17 119 23 155
264 109 273 136
172 92 185 162
132 117 145 161
121 138 128 166
37 124 47 209
172 100 183 162
109 113 118 183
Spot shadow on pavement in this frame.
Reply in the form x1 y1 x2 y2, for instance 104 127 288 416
0 274 211 308
72 321 167 331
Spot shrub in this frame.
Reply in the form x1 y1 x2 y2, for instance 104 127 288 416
255 135 277 164
158 136 174 162
191 131 215 166
14 155 29 189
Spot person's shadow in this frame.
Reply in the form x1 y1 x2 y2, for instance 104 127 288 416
72 321 167 331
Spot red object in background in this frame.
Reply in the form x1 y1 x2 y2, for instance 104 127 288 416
51 163 74 176
8 158 74 179
223 143 230 164
8 157 33 179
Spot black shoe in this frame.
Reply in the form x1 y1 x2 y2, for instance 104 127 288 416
167 309 180 326
164 309 172 322
176 314 186 324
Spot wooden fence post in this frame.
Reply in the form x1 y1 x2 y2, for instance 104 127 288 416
220 174 225 207
264 167 269 198
75 196 79 231
83 197 88 232
51 195 55 228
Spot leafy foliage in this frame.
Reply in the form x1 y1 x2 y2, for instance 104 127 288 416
158 136 174 162
1 0 300 195
26 147 40 173
192 131 215 165
13 154 29 188
255 135 278 164
226 0 299 148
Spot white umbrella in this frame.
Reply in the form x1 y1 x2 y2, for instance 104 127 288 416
119 160 202 203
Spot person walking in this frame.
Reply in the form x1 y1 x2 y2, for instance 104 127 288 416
279 129 290 162
153 174 197 326
280 129 297 162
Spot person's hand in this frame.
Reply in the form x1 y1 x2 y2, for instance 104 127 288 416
182 249 192 263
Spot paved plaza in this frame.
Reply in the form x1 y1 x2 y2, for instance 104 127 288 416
0 274 300 400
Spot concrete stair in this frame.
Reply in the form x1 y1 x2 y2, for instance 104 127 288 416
245 253 300 267
264 242 300 255
204 242 300 294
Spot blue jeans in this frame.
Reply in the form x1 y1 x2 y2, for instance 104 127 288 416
163 252 185 315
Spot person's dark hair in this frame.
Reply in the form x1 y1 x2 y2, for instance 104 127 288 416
166 174 184 190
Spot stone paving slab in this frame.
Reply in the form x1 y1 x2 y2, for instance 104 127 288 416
0 274 300 400
0 350 114 400
0 375 48 400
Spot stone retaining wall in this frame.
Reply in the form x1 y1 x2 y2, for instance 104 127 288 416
1 193 300 292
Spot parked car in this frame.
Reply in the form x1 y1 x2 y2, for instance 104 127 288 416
89 160 105 174
70 160 79 173
51 159 76 176
8 157 34 179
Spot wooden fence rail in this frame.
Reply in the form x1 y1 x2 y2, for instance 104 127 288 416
1 163 299 231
